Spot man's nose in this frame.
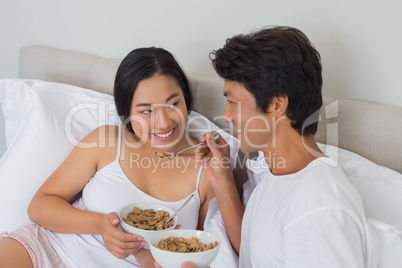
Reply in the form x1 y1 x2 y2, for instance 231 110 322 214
223 104 233 123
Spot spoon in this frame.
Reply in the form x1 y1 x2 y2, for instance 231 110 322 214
155 134 219 160
164 194 195 226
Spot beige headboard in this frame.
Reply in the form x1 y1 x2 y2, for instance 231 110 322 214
19 45 402 174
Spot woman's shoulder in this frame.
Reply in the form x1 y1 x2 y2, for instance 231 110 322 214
77 125 120 148
73 125 120 170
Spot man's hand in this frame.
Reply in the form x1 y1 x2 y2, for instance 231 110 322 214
181 262 200 268
195 132 234 190
154 261 200 268
133 248 156 268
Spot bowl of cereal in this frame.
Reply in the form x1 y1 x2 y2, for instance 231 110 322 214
149 229 221 268
119 203 178 249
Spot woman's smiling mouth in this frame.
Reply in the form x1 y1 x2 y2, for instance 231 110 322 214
153 128 175 140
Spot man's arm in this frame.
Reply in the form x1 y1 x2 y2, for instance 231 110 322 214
196 132 244 254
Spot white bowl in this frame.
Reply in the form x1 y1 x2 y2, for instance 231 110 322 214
119 203 178 249
149 229 221 268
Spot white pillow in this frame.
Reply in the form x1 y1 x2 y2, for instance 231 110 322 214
0 79 119 147
0 79 118 231
320 143 402 232
0 79 37 148
0 103 6 157
368 219 402 268
0 94 72 231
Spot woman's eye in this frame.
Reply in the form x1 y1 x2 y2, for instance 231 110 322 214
141 110 152 114
168 102 178 108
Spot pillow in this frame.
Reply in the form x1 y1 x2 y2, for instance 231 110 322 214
0 79 119 147
0 79 118 231
243 143 402 232
0 79 37 148
368 218 402 268
0 94 72 231
0 78 239 232
0 102 7 158
319 143 402 232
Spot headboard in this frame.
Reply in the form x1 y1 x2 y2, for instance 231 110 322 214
19 45 402 174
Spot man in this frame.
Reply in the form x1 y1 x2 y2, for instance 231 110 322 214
195 26 377 267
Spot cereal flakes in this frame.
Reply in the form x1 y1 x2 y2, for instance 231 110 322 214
122 206 174 230
155 236 218 253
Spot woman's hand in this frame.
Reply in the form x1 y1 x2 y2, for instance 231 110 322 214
100 212 146 259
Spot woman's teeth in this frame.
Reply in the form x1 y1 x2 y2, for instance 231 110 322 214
154 128 174 138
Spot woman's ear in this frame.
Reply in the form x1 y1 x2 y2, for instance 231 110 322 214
272 95 289 117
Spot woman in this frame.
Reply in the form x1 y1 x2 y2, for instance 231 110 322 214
0 47 215 267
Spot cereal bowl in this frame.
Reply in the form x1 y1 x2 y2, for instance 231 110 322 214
149 229 221 268
119 203 178 249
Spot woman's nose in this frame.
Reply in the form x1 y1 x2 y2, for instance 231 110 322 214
154 108 171 130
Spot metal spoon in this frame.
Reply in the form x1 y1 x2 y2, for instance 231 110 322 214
164 194 194 226
155 134 219 160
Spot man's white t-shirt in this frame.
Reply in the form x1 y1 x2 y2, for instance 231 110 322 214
240 157 378 267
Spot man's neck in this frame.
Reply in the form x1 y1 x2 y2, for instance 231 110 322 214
262 130 325 176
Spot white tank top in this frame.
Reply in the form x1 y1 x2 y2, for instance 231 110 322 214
42 126 202 267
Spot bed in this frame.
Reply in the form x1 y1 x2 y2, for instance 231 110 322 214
1 45 402 266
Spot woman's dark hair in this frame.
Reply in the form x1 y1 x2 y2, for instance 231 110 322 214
210 26 323 136
114 47 193 133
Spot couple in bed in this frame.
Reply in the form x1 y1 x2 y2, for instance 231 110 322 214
0 26 377 268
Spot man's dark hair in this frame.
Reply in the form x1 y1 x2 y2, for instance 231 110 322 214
114 47 193 133
210 26 323 135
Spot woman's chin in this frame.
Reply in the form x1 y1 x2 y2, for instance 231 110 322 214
151 140 181 151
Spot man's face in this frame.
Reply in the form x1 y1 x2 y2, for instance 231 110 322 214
223 80 276 154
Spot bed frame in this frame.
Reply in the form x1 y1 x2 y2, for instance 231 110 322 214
18 45 402 179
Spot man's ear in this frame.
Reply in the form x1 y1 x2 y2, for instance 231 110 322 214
272 95 289 117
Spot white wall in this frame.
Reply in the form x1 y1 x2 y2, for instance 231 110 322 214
1 0 401 108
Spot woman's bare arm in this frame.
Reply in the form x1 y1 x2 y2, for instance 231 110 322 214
197 171 216 230
28 126 106 234
28 126 145 259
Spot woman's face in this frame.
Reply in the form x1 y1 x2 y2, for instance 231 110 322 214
129 74 188 150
